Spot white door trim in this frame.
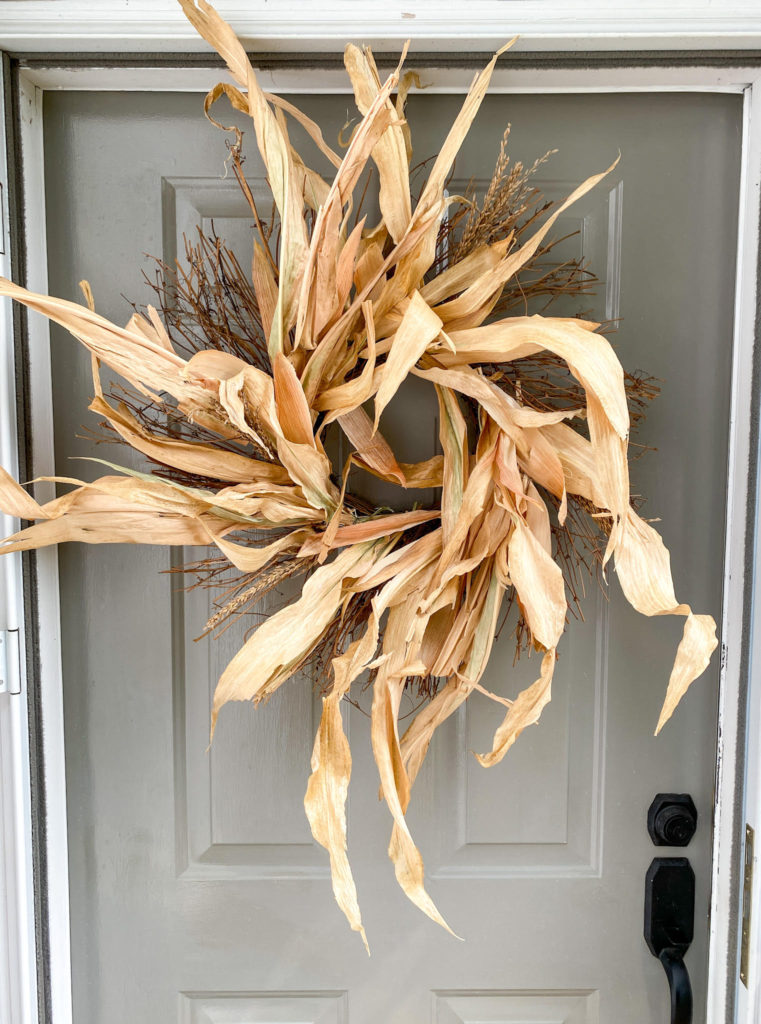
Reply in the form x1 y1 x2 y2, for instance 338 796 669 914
711 69 761 1024
14 62 761 95
1 52 760 1024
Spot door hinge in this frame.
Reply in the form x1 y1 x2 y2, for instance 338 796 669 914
741 823 754 988
0 628 20 694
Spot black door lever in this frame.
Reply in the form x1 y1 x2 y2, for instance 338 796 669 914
644 857 694 1024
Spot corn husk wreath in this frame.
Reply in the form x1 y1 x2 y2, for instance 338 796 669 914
0 0 718 950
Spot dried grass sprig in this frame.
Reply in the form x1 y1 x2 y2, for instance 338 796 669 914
144 228 272 370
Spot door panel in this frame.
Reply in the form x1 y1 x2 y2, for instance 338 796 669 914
43 88 741 1023
179 990 348 1024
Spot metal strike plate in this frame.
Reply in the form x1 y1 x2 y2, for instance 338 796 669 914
741 824 754 988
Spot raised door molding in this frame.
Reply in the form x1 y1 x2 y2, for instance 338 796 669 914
1 1 761 54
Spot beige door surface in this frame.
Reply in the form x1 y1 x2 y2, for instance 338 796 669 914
42 86 741 1023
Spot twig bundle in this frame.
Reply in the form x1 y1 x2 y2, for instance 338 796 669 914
0 0 717 949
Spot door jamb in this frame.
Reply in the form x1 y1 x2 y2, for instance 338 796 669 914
0 55 40 1024
13 68 69 1024
2 57 760 1024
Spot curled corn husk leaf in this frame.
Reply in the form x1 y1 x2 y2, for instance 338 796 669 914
305 693 368 953
0 0 718 949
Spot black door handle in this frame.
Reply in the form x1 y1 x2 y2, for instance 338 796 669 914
644 858 694 1024
658 947 693 1024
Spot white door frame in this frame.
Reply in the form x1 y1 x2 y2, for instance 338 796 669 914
1 22 760 1024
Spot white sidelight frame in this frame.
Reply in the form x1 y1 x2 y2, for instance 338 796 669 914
0 10 760 1023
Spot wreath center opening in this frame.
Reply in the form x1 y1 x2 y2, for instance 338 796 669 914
334 375 444 515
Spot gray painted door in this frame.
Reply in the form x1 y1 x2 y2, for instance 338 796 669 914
43 86 741 1024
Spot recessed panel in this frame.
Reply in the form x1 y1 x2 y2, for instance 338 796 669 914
164 178 329 879
407 177 620 877
447 175 621 323
433 989 599 1024
176 560 328 878
408 593 607 877
179 991 348 1024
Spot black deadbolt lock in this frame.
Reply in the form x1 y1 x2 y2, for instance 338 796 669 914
648 794 697 847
